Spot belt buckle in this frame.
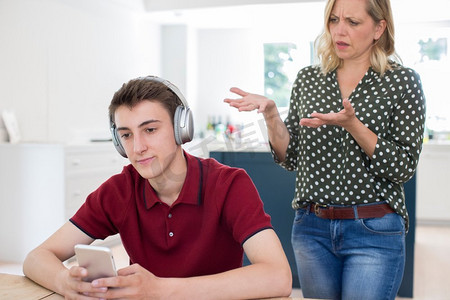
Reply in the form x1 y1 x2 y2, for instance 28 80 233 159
314 203 327 216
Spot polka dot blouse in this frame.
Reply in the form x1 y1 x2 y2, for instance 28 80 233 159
272 63 426 230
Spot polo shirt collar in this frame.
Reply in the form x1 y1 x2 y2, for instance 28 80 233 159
143 151 202 210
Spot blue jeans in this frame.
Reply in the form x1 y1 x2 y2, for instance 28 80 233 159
292 204 406 300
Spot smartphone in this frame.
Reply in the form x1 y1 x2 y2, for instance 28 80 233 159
74 244 118 282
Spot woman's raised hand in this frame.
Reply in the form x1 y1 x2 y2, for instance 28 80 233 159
224 87 275 114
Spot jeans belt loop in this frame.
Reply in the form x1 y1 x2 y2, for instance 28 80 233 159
305 204 311 215
353 205 359 219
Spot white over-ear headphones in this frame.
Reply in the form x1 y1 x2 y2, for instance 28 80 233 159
110 76 194 158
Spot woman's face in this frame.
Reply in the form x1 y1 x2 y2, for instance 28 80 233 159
328 0 386 65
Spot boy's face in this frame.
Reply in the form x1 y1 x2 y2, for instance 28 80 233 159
114 100 180 181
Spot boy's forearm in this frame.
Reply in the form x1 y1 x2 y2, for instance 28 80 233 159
23 248 68 295
165 261 292 299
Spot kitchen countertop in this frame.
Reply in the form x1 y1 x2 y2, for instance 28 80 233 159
183 137 271 158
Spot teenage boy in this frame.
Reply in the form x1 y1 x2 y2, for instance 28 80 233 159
23 76 292 299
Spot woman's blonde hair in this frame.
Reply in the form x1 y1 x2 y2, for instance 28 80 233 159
314 0 401 76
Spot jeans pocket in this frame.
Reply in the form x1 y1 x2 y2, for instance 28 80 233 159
360 212 405 235
293 208 307 224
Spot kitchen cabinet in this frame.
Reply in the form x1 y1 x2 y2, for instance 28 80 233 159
0 143 127 262
64 144 128 220
416 142 450 224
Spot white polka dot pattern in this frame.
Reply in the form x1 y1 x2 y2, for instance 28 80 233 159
272 64 426 230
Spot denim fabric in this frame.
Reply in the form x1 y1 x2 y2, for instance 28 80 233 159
291 205 406 300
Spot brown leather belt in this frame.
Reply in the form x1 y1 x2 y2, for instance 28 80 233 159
308 203 395 219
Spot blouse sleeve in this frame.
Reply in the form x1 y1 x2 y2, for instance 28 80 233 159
271 69 305 171
369 68 426 183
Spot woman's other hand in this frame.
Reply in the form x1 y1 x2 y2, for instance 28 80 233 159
300 98 357 129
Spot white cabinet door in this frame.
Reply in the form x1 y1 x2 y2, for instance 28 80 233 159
416 143 450 224
0 143 128 263
0 143 65 262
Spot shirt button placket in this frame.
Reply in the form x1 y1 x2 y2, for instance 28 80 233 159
168 212 174 238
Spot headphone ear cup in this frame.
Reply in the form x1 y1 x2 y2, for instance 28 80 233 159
110 124 127 158
174 105 194 145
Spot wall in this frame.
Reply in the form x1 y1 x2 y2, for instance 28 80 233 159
196 27 264 136
161 25 188 95
0 0 160 144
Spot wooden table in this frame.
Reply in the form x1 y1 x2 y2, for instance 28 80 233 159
0 273 303 299
0 273 63 299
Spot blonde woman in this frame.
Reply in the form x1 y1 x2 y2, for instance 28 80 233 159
225 0 426 299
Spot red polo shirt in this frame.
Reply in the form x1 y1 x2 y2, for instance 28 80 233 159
70 151 272 277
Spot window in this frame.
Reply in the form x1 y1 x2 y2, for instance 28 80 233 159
409 35 450 138
264 43 297 108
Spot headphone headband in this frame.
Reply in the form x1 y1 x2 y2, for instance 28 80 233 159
140 76 189 108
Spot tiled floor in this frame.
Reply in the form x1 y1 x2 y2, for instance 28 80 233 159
2 224 449 299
